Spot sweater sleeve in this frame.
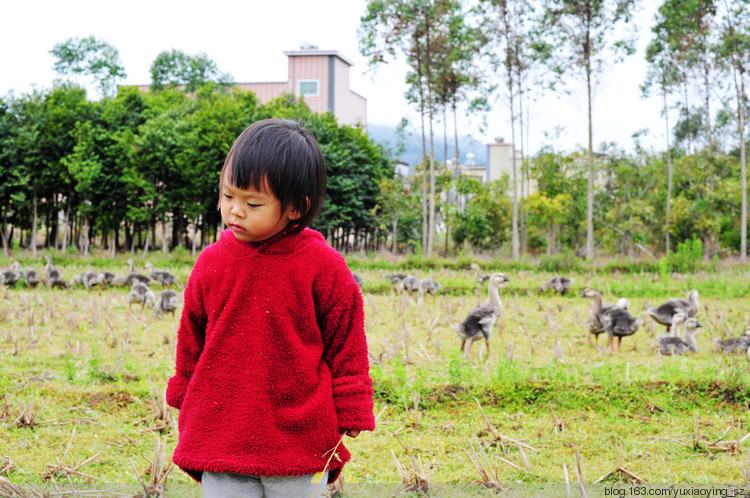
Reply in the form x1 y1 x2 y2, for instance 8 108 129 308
166 264 207 410
317 256 376 433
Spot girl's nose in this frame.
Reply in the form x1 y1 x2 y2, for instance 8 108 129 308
230 202 244 217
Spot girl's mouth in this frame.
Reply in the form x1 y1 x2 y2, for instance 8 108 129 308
230 224 246 233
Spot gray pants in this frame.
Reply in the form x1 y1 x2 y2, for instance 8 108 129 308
202 470 329 498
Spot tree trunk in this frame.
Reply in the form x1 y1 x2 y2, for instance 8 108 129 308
130 224 137 254
663 75 673 255
503 11 519 261
628 213 634 259
704 58 713 148
391 217 398 254
428 113 436 257
142 227 151 258
516 68 529 254
721 35 748 260
443 103 448 165
31 188 38 257
426 13 436 257
509 77 519 260
547 222 553 256
741 82 747 262
81 214 89 258
682 68 692 155
161 217 168 255
585 48 595 262
415 39 428 257
1 211 9 257
124 222 131 253
452 99 460 174
191 217 199 258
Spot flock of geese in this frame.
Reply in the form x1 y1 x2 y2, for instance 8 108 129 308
385 270 750 360
2 258 750 359
0 257 181 318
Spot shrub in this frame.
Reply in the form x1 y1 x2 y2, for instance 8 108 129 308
539 249 582 273
667 236 703 273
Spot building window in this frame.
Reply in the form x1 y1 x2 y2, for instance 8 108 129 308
298 80 319 97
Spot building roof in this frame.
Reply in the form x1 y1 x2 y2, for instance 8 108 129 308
283 50 355 66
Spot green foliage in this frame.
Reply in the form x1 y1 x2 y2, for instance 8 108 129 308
446 350 477 385
50 36 127 98
667 236 704 273
371 353 429 406
2 258 750 487
1 78 391 254
150 49 233 92
64 356 77 382
4 23 749 260
88 345 103 379
538 249 582 273
658 255 670 279
448 176 511 250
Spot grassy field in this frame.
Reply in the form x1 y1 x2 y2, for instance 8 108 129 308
1 253 749 496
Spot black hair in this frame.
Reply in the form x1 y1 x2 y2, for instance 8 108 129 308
219 119 327 235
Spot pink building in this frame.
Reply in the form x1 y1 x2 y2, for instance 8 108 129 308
134 49 367 129
235 50 366 129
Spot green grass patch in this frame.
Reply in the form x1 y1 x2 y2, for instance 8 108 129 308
1 254 749 491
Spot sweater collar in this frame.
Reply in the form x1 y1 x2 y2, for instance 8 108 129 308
219 225 305 256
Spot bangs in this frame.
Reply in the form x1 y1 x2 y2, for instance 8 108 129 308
222 140 280 193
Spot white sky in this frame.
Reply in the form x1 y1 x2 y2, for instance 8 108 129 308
1 0 665 158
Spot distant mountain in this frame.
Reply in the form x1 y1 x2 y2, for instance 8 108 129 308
367 123 488 168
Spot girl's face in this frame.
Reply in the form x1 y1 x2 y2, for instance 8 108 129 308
220 176 300 243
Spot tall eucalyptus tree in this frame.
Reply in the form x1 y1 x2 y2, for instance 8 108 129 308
482 0 537 259
361 0 432 254
644 25 683 254
542 0 638 261
361 0 466 256
716 0 749 260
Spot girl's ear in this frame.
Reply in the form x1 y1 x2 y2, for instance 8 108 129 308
288 197 310 221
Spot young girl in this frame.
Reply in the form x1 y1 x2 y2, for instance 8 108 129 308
166 119 375 497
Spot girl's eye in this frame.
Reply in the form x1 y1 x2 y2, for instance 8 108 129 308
247 203 260 208
223 193 233 199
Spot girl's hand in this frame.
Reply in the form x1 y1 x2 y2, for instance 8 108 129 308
341 429 360 438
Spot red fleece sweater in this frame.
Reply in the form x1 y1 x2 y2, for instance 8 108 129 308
166 227 375 482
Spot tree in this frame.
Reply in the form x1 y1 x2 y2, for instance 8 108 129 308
360 0 448 256
432 2 488 173
175 85 258 254
50 36 127 99
482 0 533 259
525 191 571 255
529 147 588 251
13 91 49 256
448 175 512 250
150 49 233 93
716 0 749 260
133 90 191 254
652 0 717 155
44 84 98 252
0 95 31 256
644 24 683 254
378 177 419 253
598 145 657 257
97 87 148 255
543 0 638 261
60 121 102 257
